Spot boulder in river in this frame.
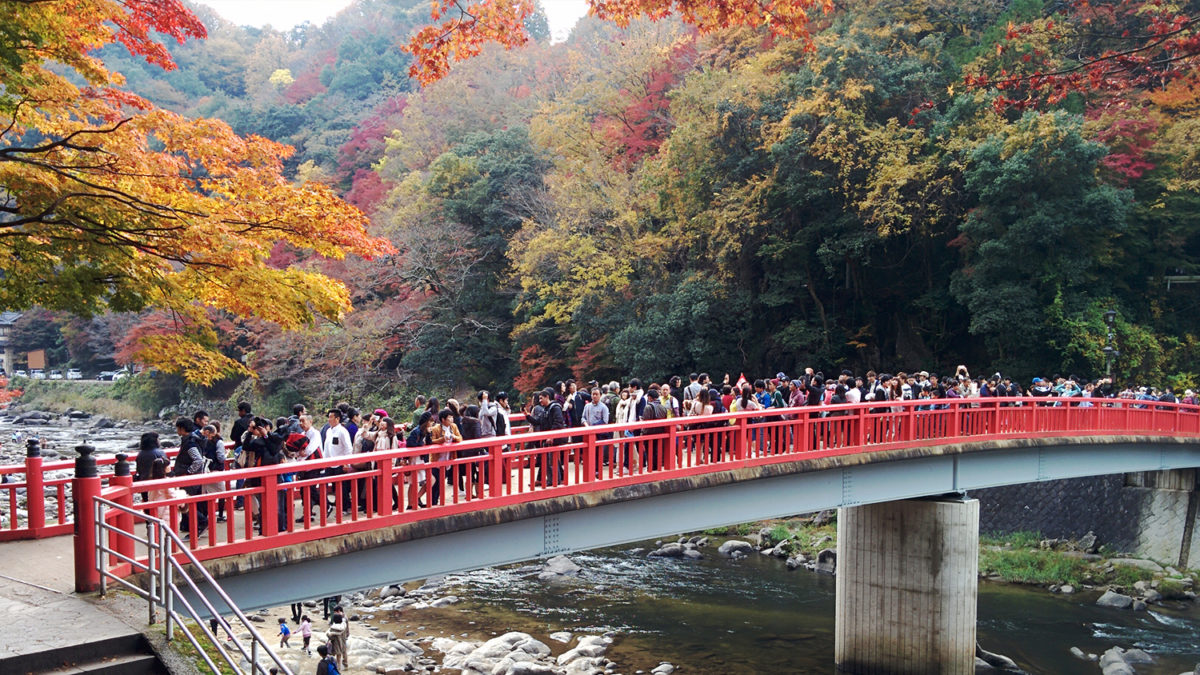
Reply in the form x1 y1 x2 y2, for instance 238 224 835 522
1097 590 1134 609
650 543 685 558
1099 646 1151 675
538 555 581 580
718 540 754 557
975 643 1027 673
816 548 837 575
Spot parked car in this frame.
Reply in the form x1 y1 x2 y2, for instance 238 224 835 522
13 370 27 378
49 370 63 380
66 368 83 380
30 369 46 379
111 371 129 381
96 371 116 381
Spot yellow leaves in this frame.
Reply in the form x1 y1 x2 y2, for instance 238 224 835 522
130 333 251 386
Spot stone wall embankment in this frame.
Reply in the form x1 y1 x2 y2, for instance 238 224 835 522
973 470 1200 567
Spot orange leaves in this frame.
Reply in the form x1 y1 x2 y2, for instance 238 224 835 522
405 0 537 85
406 0 831 85
0 0 395 384
592 0 830 40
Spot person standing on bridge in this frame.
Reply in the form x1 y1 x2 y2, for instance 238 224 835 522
170 416 208 535
323 409 353 512
429 409 462 504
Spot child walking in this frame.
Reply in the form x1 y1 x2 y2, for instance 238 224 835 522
276 617 291 649
299 615 312 655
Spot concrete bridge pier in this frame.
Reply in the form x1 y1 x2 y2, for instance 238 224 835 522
834 496 979 675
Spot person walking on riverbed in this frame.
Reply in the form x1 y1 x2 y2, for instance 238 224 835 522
326 610 348 670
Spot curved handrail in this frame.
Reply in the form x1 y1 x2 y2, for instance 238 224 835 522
95 495 292 675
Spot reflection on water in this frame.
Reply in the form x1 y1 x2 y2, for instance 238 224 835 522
423 544 1200 674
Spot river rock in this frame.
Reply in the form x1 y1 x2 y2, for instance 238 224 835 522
1077 531 1098 553
1060 585 1075 595
91 416 115 429
786 557 801 570
1070 647 1097 661
379 585 405 600
718 540 754 557
1109 558 1164 573
816 548 836 575
1097 590 1134 609
1123 649 1153 665
431 595 459 607
549 632 572 644
651 663 676 675
682 548 703 560
1132 599 1147 611
650 543 685 558
557 635 613 666
1100 647 1140 675
538 555 582 580
974 644 1026 672
507 664 558 675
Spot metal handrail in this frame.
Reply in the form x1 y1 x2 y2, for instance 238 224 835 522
95 496 292 675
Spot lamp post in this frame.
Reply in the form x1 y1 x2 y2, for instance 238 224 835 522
1102 310 1119 380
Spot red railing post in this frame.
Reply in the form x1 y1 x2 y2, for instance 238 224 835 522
109 454 135 565
72 445 101 593
25 439 44 534
261 472 278 537
375 459 392 517
856 408 866 448
950 401 961 439
489 445 504 497
736 417 749 461
665 425 677 470
583 432 597 482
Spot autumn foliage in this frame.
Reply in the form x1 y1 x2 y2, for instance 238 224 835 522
964 0 1200 109
405 0 832 84
0 0 394 384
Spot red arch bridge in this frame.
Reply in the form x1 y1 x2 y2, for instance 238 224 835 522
3 397 1200 674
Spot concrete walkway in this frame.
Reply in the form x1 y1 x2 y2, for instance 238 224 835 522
0 536 150 667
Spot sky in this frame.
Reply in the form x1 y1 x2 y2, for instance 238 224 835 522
198 0 590 42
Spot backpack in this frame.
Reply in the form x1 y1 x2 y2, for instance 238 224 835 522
642 401 666 421
320 656 340 675
495 411 508 436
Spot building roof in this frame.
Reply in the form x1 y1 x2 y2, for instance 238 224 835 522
0 311 23 326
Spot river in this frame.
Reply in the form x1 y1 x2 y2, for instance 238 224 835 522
379 544 1200 674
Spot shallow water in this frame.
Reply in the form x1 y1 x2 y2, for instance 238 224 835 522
416 544 1200 674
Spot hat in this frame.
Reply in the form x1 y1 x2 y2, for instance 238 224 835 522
919 371 929 378
776 372 787 380
1032 377 1043 384
285 433 309 453
374 408 388 418
1187 389 1195 397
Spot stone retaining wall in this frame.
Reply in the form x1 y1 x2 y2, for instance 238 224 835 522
973 471 1200 567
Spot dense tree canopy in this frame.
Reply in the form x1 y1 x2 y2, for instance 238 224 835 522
7 0 1200 404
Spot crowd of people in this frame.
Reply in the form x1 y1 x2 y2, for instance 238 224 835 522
128 365 1196 536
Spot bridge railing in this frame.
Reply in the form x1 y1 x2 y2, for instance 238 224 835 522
0 413 530 541
80 396 1200 587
